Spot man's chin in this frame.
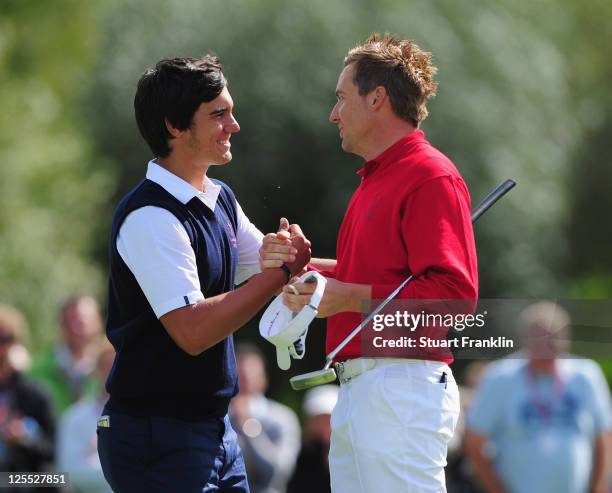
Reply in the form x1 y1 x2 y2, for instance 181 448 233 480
210 153 233 166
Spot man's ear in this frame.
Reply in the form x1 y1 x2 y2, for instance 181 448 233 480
164 118 182 138
368 86 387 111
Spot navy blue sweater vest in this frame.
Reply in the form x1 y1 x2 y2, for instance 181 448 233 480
105 178 239 421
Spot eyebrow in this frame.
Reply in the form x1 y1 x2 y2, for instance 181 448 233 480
209 106 229 116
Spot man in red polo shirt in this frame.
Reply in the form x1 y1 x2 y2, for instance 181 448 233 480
261 33 478 492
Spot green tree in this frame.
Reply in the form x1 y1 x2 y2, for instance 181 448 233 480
0 0 110 348
89 0 581 297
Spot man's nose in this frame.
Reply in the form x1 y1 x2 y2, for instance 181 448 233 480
329 104 339 124
226 114 240 133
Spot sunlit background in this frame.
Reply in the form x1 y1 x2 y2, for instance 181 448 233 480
2 0 612 394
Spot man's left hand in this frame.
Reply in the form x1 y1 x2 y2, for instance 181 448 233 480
282 278 369 318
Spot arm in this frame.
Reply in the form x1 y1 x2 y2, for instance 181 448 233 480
309 258 337 272
591 432 608 493
118 209 310 356
282 176 478 317
584 362 612 493
368 176 478 303
161 264 307 356
464 430 508 493
234 201 265 285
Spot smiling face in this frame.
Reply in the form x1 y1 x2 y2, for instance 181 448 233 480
329 63 373 159
185 86 240 166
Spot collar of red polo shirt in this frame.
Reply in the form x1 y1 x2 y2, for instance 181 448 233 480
259 271 327 370
357 129 426 178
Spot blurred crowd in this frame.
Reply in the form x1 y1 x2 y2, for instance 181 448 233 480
0 299 610 493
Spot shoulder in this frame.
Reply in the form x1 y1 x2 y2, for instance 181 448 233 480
395 144 468 197
121 206 186 234
561 357 606 384
113 179 183 221
267 399 299 424
480 355 527 386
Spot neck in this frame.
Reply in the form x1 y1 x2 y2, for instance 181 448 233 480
528 358 556 376
66 341 87 360
360 120 416 161
157 152 209 191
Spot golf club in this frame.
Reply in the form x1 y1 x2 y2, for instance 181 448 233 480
289 179 517 390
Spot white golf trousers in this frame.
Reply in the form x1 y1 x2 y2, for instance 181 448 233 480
329 359 460 493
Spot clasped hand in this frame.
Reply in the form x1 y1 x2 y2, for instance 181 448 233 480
259 219 357 318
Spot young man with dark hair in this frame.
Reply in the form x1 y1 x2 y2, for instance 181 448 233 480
261 34 478 492
97 55 310 493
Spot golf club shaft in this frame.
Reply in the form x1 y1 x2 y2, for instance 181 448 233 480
324 179 516 365
471 179 516 223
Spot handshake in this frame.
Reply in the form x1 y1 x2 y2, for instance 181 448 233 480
259 218 328 370
259 217 311 280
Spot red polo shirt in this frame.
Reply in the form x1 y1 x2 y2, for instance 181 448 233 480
322 130 478 363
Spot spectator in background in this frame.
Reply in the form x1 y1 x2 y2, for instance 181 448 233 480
465 302 612 493
56 341 114 493
30 296 102 413
0 304 56 490
229 342 300 493
287 385 339 493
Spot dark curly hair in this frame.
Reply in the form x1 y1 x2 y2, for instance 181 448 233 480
134 55 227 158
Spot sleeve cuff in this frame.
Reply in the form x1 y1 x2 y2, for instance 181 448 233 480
308 263 336 279
154 290 204 318
235 262 261 285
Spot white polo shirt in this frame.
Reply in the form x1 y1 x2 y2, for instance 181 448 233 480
116 161 263 318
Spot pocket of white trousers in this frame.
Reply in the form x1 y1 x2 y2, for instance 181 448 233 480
380 364 460 441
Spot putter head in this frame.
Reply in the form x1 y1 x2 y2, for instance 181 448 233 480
290 368 337 391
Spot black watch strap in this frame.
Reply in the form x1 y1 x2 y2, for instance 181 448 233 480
280 263 292 283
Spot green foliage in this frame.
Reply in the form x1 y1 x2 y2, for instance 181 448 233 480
0 0 111 349
89 0 589 298
3 0 612 358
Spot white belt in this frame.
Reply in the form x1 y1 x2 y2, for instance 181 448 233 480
335 358 426 384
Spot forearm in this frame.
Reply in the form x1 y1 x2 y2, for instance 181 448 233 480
343 282 372 313
465 431 507 493
591 433 608 493
310 258 337 271
161 268 288 355
286 278 371 318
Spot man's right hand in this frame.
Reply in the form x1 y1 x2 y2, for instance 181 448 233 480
259 218 311 276
285 222 311 275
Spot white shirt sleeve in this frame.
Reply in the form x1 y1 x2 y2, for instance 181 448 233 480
234 201 264 285
116 203 263 318
117 207 204 318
